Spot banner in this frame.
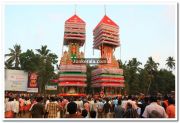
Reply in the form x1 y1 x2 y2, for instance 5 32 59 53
27 72 38 93
5 69 28 91
45 85 57 90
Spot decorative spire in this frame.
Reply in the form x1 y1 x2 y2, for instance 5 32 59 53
104 5 106 15
74 4 77 15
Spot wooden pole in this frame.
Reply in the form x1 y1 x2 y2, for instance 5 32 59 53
84 40 86 57
120 43 121 61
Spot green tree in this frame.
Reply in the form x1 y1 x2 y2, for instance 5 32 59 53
4 60 13 69
144 57 159 73
117 60 129 94
138 69 150 94
5 44 22 69
144 57 159 95
19 45 58 94
155 69 175 94
123 58 142 94
126 58 142 73
20 49 40 72
36 45 58 93
36 45 50 59
166 56 175 71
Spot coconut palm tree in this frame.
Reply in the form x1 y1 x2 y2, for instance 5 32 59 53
127 58 142 71
144 57 159 95
144 57 159 73
36 45 58 93
36 45 50 59
5 44 22 69
166 56 175 71
125 58 142 94
5 60 13 69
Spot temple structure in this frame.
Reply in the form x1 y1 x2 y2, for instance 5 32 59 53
91 15 125 97
58 14 87 97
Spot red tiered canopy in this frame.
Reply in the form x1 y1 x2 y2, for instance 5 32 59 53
93 15 119 49
64 14 86 46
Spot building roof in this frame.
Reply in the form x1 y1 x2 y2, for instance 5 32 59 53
94 15 118 31
65 14 85 24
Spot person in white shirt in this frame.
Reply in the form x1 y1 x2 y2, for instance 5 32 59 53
74 98 79 109
97 99 104 118
45 98 50 111
13 97 19 118
89 98 94 111
136 102 142 116
142 95 168 118
5 97 15 118
122 95 137 110
93 100 98 118
64 101 70 115
121 96 128 109
5 98 14 112
78 98 84 110
5 96 9 104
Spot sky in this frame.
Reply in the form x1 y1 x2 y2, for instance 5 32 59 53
4 3 177 69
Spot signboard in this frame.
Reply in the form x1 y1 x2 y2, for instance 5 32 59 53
5 69 28 91
45 85 57 91
27 72 38 93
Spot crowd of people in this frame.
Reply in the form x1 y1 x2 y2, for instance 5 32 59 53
4 92 175 118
